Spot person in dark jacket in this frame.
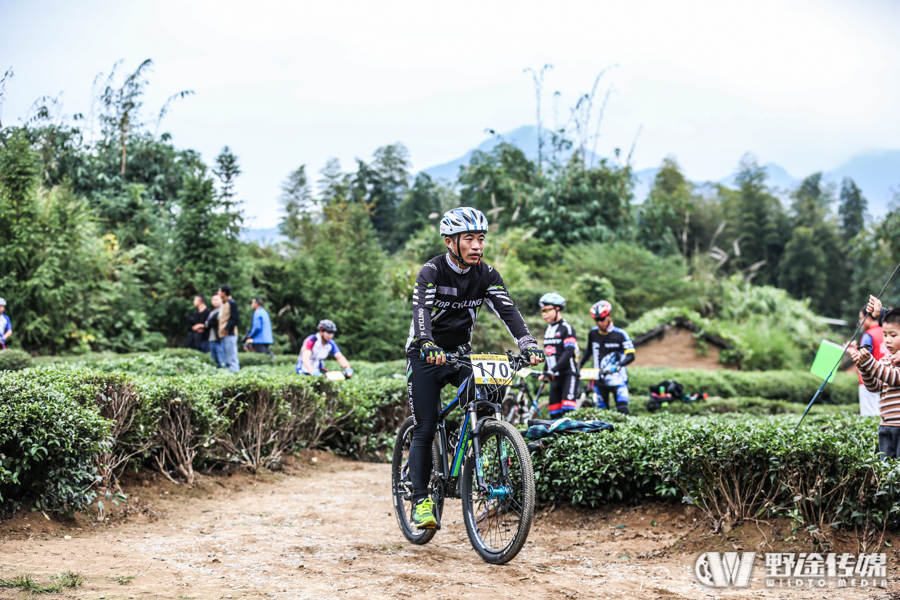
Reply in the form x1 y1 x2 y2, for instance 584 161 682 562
217 284 240 372
184 295 210 352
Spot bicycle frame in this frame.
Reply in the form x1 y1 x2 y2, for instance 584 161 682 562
429 356 519 528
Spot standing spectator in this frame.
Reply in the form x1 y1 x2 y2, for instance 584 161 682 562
217 284 241 373
244 298 274 356
0 298 11 350
849 307 887 416
206 293 224 367
184 295 210 353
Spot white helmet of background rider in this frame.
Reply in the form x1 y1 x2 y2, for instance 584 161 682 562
440 207 489 266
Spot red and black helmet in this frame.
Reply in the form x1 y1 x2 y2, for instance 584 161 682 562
590 300 612 321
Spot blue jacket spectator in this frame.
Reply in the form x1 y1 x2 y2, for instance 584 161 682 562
245 298 274 357
0 298 11 349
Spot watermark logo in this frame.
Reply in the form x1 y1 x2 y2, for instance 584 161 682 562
694 552 888 589
694 552 755 588
764 552 886 589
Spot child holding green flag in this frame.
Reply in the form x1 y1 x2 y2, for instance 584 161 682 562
849 304 900 459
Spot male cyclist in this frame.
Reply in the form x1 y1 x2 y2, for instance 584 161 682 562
538 293 579 418
406 207 544 529
296 319 354 378
579 300 635 415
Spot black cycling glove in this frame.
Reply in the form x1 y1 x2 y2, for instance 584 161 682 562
524 346 545 362
420 341 445 362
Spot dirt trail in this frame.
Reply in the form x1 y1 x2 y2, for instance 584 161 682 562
0 452 895 599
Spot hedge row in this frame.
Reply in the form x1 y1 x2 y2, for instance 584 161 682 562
623 395 852 418
0 367 407 515
627 366 858 404
21 350 857 404
534 412 893 536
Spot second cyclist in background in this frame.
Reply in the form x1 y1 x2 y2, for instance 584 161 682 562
580 300 635 415
538 293 579 419
296 319 354 378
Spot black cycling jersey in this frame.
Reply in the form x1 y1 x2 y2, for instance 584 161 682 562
406 253 538 353
542 318 577 375
579 325 635 383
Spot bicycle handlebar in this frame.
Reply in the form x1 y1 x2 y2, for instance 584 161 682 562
444 350 530 373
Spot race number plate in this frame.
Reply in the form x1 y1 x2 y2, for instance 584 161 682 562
516 367 534 378
324 371 346 381
580 368 601 380
471 354 513 386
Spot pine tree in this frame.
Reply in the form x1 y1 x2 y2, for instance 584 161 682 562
839 177 867 243
724 157 788 285
318 158 350 205
395 172 442 243
212 146 242 213
170 165 245 300
278 164 314 243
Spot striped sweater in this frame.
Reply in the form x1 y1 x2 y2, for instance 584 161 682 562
859 354 900 426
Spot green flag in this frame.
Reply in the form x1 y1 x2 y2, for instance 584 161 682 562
810 340 845 382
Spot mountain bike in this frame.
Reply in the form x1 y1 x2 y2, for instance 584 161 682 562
500 367 547 425
577 367 618 409
391 350 536 564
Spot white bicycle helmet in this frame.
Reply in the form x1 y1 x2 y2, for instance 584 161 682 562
439 207 489 236
539 292 566 308
317 319 337 333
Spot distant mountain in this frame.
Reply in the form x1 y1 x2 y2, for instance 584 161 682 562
241 227 286 245
421 127 899 215
631 167 659 205
421 125 602 182
827 150 900 215
718 162 798 192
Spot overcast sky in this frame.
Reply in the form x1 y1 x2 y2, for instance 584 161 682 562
2 0 898 228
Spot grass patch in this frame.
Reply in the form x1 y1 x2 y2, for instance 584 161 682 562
111 574 138 585
0 573 61 593
52 571 84 588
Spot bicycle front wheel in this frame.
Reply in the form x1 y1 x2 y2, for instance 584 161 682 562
460 420 535 564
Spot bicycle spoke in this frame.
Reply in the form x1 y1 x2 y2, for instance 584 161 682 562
467 429 526 552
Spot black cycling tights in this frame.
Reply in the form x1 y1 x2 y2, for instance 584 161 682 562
406 352 470 504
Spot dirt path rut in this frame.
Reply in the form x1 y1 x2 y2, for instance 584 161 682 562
0 453 894 599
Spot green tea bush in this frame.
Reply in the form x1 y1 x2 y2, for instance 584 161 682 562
236 351 277 367
6 364 410 491
628 367 857 404
137 375 231 484
322 377 407 458
534 412 894 536
91 354 216 377
18 368 149 487
0 371 111 514
533 416 670 506
0 349 32 371
209 373 320 470
578 396 853 418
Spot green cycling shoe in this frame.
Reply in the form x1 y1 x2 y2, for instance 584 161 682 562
411 498 438 529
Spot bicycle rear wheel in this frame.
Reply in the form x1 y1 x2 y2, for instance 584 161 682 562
460 419 535 564
501 393 521 425
391 416 443 545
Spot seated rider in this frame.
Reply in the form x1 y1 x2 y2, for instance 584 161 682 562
537 293 579 418
406 207 544 530
295 319 354 378
579 300 635 415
